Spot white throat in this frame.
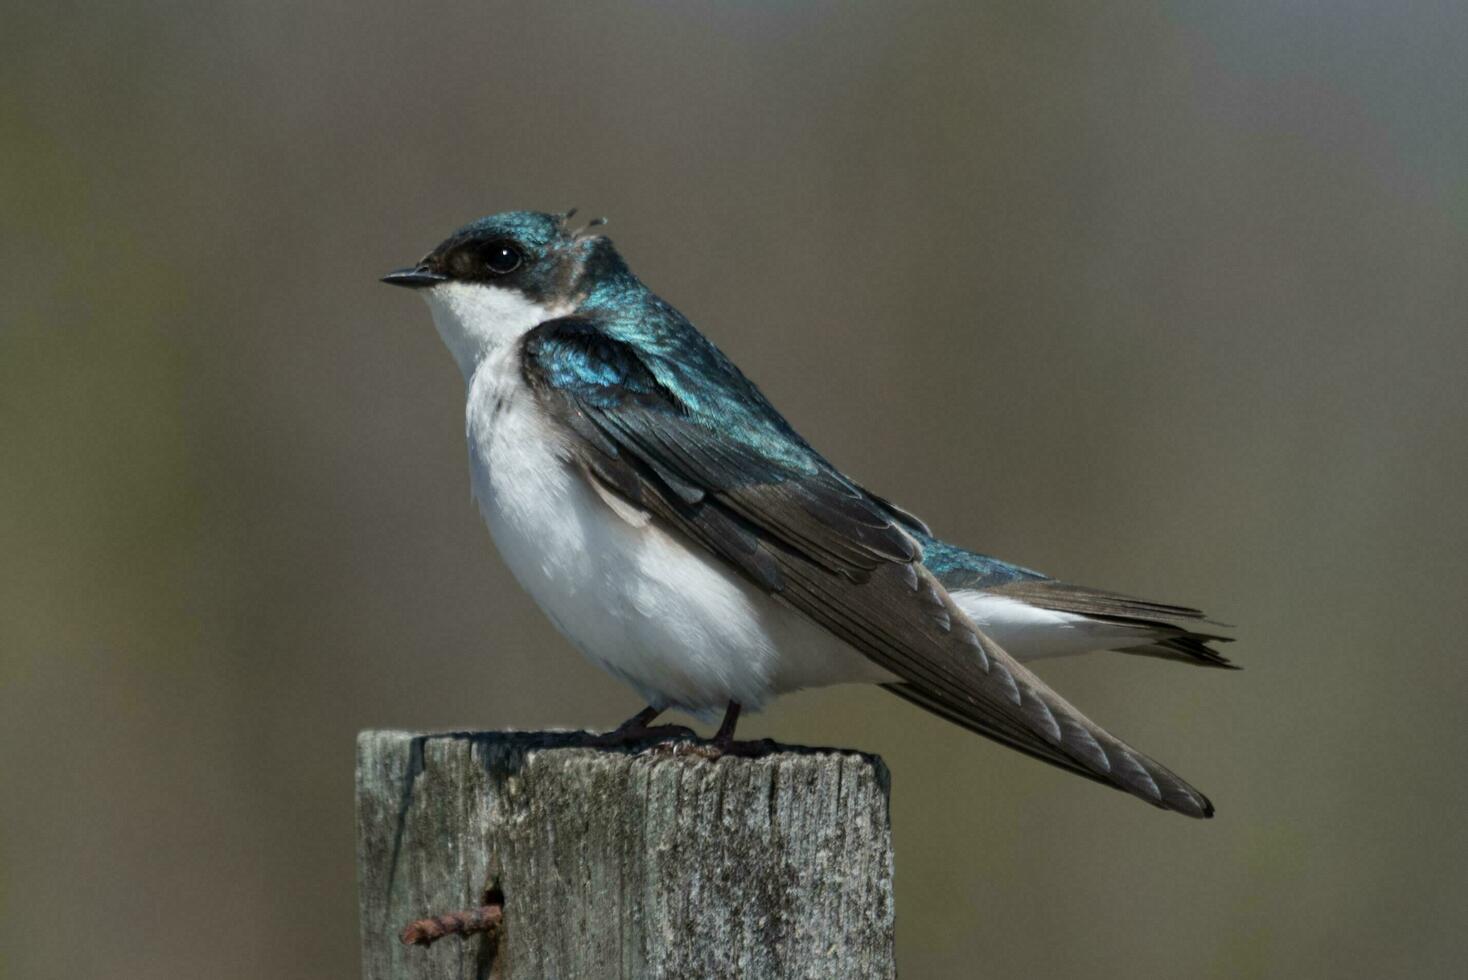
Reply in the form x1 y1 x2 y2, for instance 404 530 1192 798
422 282 571 383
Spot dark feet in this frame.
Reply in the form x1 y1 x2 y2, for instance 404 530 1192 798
668 702 777 758
587 705 697 747
713 701 741 747
589 702 776 758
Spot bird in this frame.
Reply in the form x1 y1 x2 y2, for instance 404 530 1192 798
382 210 1233 818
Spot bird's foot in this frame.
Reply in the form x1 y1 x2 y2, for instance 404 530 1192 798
586 722 699 749
643 701 772 759
589 701 773 758
587 705 698 749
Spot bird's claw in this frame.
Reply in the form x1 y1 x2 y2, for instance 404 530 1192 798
586 722 698 749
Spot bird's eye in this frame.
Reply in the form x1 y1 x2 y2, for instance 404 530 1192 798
483 244 522 275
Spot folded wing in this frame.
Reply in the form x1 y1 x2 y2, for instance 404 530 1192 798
520 316 1213 817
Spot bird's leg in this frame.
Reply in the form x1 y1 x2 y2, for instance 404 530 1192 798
609 701 775 759
712 701 742 748
672 701 774 758
615 705 663 734
589 704 696 748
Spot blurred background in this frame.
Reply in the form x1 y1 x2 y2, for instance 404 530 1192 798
4 2 1466 977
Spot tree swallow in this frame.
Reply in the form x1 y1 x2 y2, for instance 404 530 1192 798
383 210 1232 818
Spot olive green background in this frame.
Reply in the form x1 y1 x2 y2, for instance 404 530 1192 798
4 3 1466 978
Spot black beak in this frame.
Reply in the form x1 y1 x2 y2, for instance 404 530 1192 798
381 266 448 288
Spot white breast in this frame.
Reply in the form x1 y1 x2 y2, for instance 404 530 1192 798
462 345 893 715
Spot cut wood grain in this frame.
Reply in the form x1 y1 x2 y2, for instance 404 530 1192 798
356 730 895 980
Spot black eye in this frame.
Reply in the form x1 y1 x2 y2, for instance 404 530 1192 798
483 243 522 275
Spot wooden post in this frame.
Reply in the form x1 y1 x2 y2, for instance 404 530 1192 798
356 730 895 979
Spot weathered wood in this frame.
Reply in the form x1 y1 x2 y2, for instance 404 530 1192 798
356 730 895 980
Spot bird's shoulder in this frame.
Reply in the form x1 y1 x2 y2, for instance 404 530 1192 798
517 303 922 579
519 299 830 480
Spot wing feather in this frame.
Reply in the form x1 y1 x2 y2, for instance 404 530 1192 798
521 316 1213 817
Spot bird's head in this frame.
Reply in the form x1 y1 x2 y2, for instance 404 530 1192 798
383 210 628 380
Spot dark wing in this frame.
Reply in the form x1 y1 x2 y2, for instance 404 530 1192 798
521 317 1213 817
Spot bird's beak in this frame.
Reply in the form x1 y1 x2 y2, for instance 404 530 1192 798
381 266 448 289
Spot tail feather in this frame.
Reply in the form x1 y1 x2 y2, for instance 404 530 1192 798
985 579 1238 669
1121 634 1239 670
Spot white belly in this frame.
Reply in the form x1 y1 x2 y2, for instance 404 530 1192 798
464 348 893 715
